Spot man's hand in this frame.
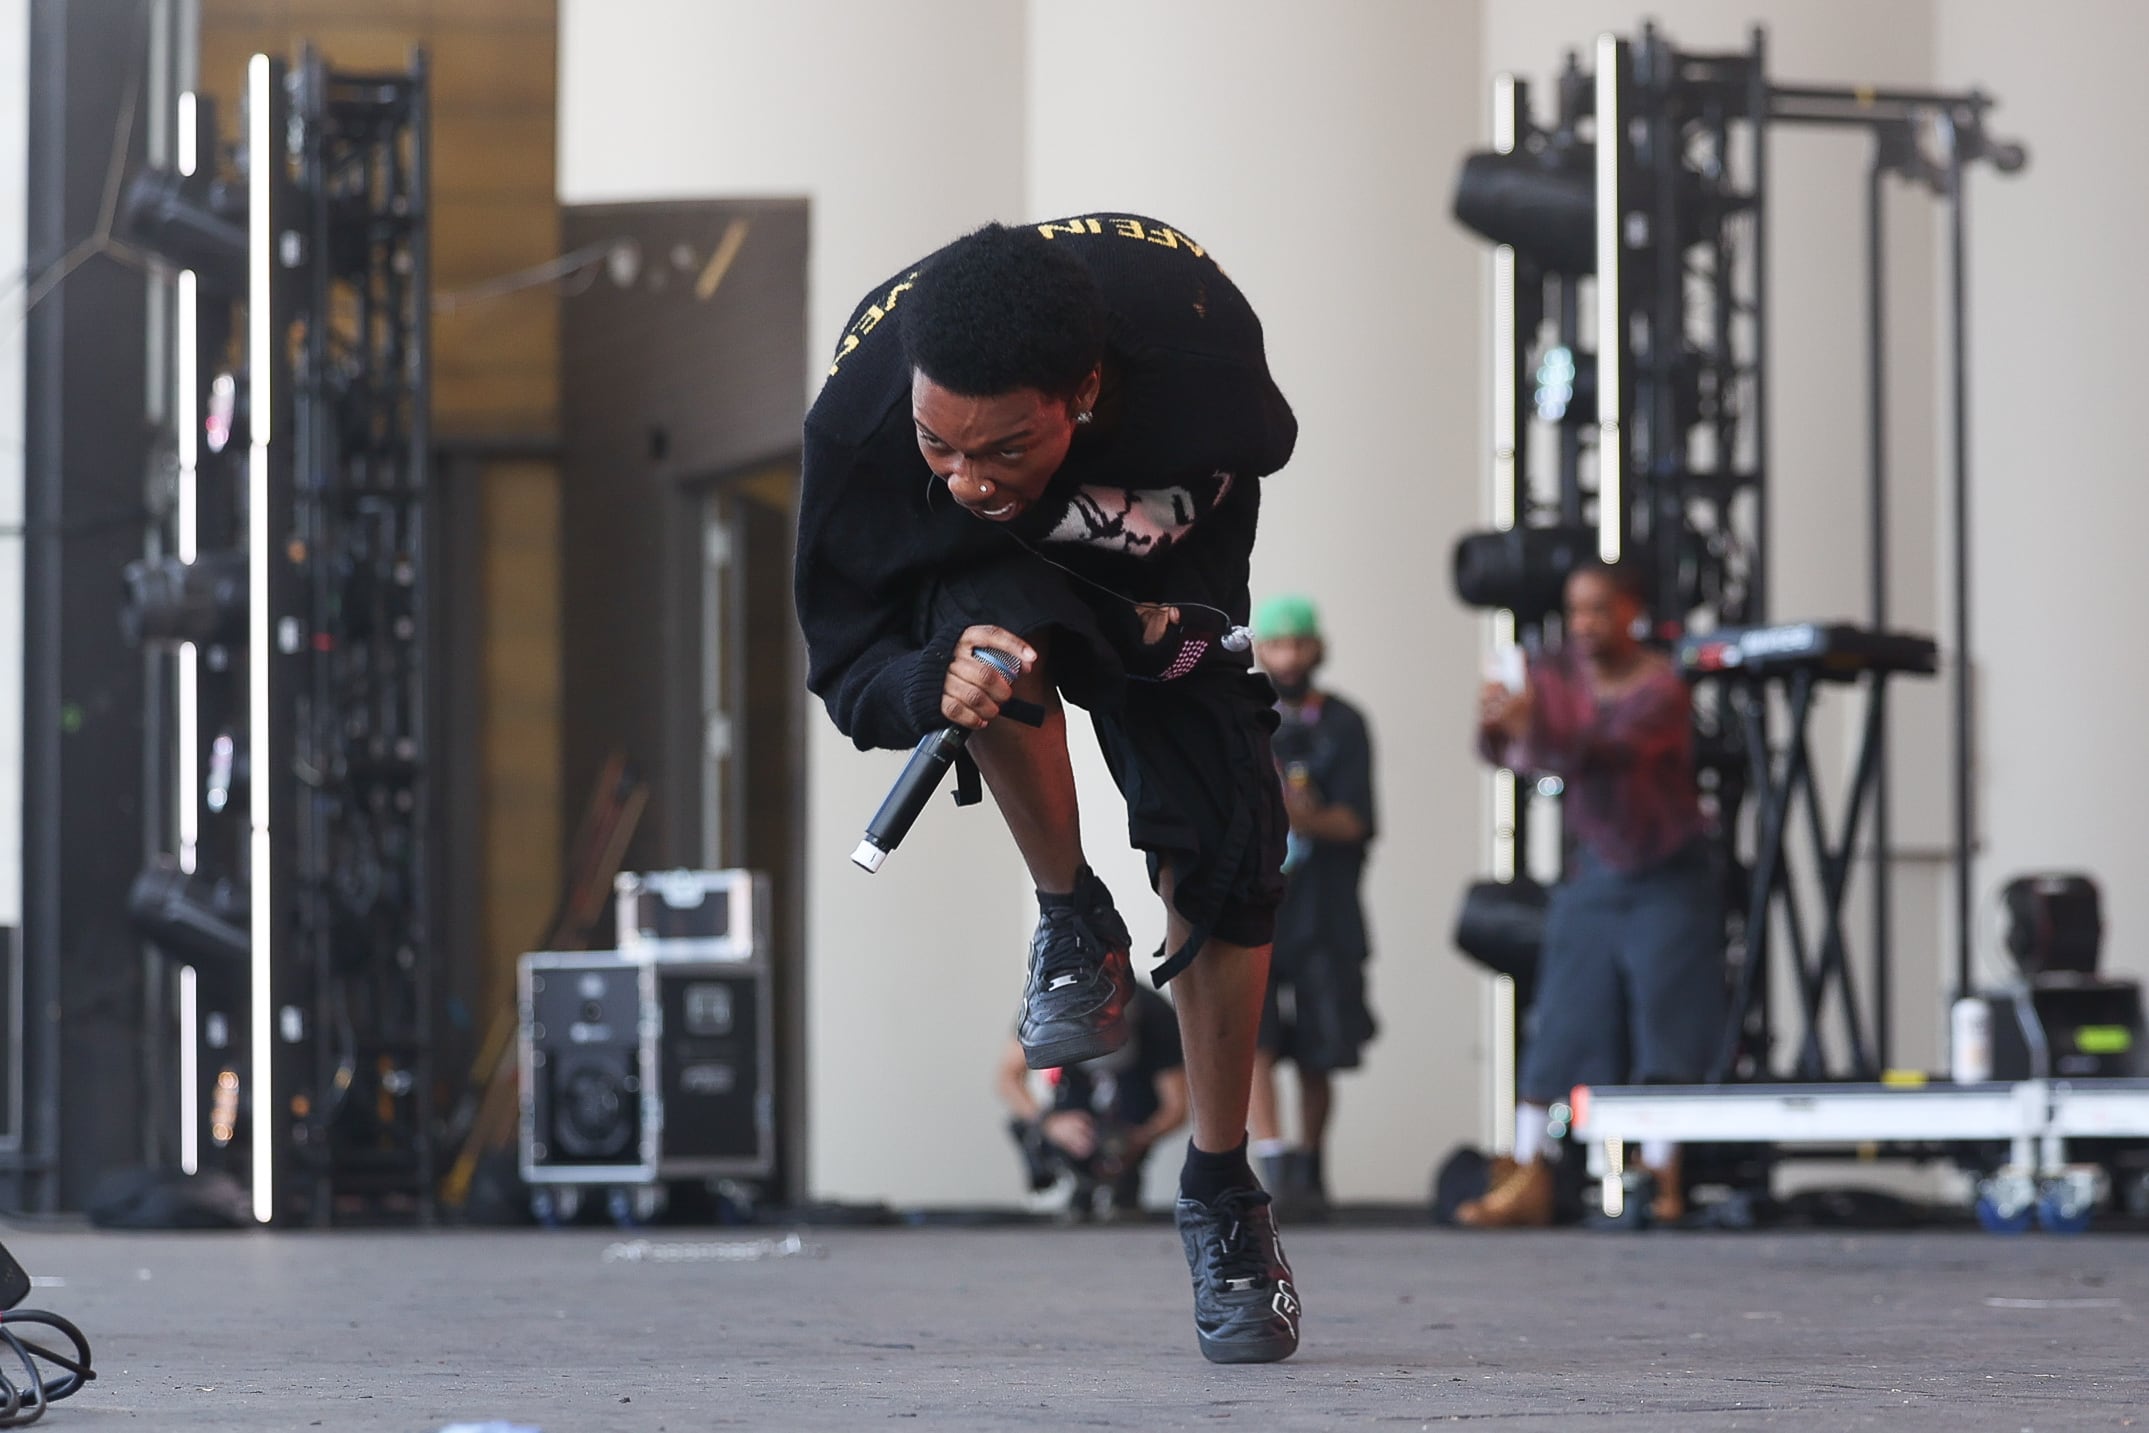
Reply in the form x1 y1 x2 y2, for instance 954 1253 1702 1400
1479 679 1532 742
941 625 1037 731
1133 603 1181 647
1281 768 1371 845
1039 1110 1098 1160
1281 773 1322 830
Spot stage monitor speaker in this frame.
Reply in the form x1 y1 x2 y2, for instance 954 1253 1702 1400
647 958 774 1176
1985 978 2144 1081
517 948 776 1187
519 953 652 1184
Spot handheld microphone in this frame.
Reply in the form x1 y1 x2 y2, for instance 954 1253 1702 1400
852 646 1023 874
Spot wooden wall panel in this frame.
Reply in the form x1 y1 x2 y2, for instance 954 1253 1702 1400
198 0 560 439
478 459 562 1017
430 112 556 196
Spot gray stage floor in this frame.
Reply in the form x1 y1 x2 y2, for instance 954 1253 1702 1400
6 1221 2145 1431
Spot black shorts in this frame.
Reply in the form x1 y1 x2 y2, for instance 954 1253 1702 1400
1259 949 1374 1073
923 550 1287 981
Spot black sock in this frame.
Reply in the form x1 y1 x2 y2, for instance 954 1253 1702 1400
1037 864 1094 907
1180 1136 1254 1204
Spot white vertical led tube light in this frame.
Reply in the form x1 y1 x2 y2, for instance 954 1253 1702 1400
1490 71 1519 539
175 263 199 875
176 90 197 178
178 963 200 1174
1488 72 1521 886
175 267 198 559
175 87 204 1166
176 656 198 871
1485 73 1521 1155
245 52 275 1225
1593 33 1623 564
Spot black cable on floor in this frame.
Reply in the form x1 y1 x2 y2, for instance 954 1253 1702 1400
0 1312 94 1426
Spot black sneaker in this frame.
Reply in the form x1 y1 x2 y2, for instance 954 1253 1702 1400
1016 871 1133 1070
1176 1186 1302 1364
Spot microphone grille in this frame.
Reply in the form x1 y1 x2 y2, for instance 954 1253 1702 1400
972 646 1022 680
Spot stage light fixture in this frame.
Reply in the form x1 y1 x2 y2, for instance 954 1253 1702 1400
116 167 248 292
1451 524 1598 621
127 862 250 972
1452 144 1598 274
119 550 248 648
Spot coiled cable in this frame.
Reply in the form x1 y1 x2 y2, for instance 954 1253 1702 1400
0 1309 95 1426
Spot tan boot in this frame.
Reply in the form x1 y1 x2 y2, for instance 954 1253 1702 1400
1455 1157 1555 1228
1641 1148 1685 1224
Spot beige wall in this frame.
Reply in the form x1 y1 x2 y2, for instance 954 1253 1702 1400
1937 0 2149 994
558 0 2134 1205
1025 0 1487 1199
558 0 1033 1204
0 0 24 930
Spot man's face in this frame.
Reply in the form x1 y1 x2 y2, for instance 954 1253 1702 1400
1255 635 1323 694
911 369 1096 523
1564 570 1640 662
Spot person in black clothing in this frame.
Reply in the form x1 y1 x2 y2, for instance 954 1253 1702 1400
996 987 1189 1219
795 215 1301 1363
1246 594 1377 1216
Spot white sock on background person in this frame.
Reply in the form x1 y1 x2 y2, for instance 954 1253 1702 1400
1513 1104 1550 1164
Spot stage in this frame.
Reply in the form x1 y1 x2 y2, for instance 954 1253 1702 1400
8 1221 2143 1430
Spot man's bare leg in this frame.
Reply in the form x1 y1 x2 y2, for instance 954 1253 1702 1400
967 642 1083 894
1159 866 1270 1155
1162 864 1300 1364
971 640 1131 1068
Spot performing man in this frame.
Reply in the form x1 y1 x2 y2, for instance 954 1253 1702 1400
796 214 1301 1362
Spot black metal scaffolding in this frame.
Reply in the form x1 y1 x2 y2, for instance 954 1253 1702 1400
1465 23 2023 1088
266 47 436 1223
122 46 436 1224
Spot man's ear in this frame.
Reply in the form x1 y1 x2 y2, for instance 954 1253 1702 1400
1075 366 1102 416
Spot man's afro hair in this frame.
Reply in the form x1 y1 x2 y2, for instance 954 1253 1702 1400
900 222 1107 399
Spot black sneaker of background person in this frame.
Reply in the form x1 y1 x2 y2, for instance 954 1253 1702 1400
1016 868 1134 1069
1176 1184 1302 1364
1258 1149 1332 1224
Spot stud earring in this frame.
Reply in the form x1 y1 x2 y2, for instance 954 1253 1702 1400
1074 410 1094 426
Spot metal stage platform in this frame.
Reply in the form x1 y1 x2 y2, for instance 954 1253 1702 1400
1571 1078 2149 1229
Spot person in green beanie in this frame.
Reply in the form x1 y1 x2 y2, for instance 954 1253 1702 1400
1247 595 1377 1216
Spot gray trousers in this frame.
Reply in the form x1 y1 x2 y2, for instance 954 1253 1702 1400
1519 840 1726 1106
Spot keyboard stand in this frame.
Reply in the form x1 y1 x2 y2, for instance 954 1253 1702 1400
1715 662 1915 1081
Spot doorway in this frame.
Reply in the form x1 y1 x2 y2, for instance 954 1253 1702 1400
559 198 810 1200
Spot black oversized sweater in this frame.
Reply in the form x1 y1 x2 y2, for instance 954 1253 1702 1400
795 214 1298 751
